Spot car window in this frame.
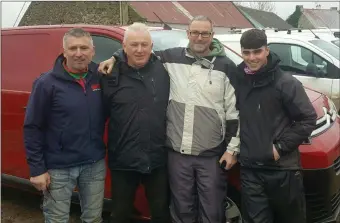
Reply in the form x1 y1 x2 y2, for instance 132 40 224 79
269 43 331 78
309 39 340 60
150 30 189 51
91 35 122 64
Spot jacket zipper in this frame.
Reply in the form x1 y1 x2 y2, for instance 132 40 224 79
137 71 143 80
76 78 92 145
151 78 156 101
84 79 92 143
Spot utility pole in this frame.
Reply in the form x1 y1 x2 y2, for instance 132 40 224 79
120 1 129 25
119 1 122 25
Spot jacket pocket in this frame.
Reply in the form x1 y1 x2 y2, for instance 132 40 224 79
204 73 224 103
217 112 225 139
272 144 280 162
60 130 74 151
253 135 277 165
263 143 276 163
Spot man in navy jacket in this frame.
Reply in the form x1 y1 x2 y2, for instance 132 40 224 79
24 28 106 223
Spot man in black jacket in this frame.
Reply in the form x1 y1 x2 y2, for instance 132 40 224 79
236 29 317 223
100 23 170 223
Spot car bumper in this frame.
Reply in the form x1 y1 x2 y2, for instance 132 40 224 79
303 157 340 223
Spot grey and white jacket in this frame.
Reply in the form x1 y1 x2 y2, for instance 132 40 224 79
155 40 240 157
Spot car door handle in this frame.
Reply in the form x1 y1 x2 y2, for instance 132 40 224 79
23 106 27 110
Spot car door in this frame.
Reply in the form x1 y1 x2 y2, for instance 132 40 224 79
268 42 339 107
1 30 59 180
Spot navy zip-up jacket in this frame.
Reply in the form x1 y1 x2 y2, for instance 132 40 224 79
24 54 106 177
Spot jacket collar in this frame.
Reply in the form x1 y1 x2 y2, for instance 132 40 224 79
52 54 99 81
238 52 281 87
115 50 159 68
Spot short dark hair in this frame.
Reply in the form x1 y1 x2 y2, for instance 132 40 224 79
240 29 267 49
63 28 93 49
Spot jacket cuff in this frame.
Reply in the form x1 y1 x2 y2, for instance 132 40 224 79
226 149 239 156
274 142 284 157
112 49 124 61
30 166 47 177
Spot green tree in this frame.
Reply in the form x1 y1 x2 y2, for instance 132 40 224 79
286 7 302 28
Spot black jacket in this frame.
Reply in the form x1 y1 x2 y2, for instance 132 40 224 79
100 52 170 173
236 52 317 170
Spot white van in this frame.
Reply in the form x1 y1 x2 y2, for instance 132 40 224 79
264 29 340 48
216 33 340 113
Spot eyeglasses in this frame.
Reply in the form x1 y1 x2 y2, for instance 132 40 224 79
189 31 212 38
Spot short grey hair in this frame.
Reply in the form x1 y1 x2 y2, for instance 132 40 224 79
188 15 214 31
123 22 151 43
63 28 93 49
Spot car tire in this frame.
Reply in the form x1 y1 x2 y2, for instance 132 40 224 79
225 197 242 223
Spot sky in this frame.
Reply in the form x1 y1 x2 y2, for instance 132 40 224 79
1 1 340 28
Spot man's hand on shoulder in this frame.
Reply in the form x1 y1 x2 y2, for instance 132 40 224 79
98 56 116 75
30 172 51 191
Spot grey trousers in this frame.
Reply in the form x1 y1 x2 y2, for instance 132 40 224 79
168 150 227 223
43 159 106 223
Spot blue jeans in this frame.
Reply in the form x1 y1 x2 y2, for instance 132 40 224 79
43 159 106 223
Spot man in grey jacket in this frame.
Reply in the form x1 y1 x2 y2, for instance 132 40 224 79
99 16 240 223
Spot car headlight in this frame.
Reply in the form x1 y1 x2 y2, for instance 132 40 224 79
327 97 339 119
311 98 338 137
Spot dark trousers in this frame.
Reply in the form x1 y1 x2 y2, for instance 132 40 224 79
168 150 227 223
109 167 170 223
240 167 306 223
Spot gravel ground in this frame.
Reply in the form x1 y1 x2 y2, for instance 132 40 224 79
1 186 145 223
1 186 82 223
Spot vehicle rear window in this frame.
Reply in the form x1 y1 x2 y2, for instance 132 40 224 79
309 39 339 60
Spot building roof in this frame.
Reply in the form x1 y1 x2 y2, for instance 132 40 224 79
129 1 253 28
301 8 340 29
237 6 293 29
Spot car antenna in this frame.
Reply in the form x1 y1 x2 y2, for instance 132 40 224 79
308 28 320 39
153 12 172 30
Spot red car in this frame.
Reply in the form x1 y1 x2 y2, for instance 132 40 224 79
2 25 340 223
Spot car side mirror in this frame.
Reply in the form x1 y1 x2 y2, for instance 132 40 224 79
306 63 324 78
317 70 326 77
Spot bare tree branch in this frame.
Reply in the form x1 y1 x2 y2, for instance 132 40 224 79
235 2 276 13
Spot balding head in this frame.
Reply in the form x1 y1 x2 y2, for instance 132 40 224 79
123 22 153 68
